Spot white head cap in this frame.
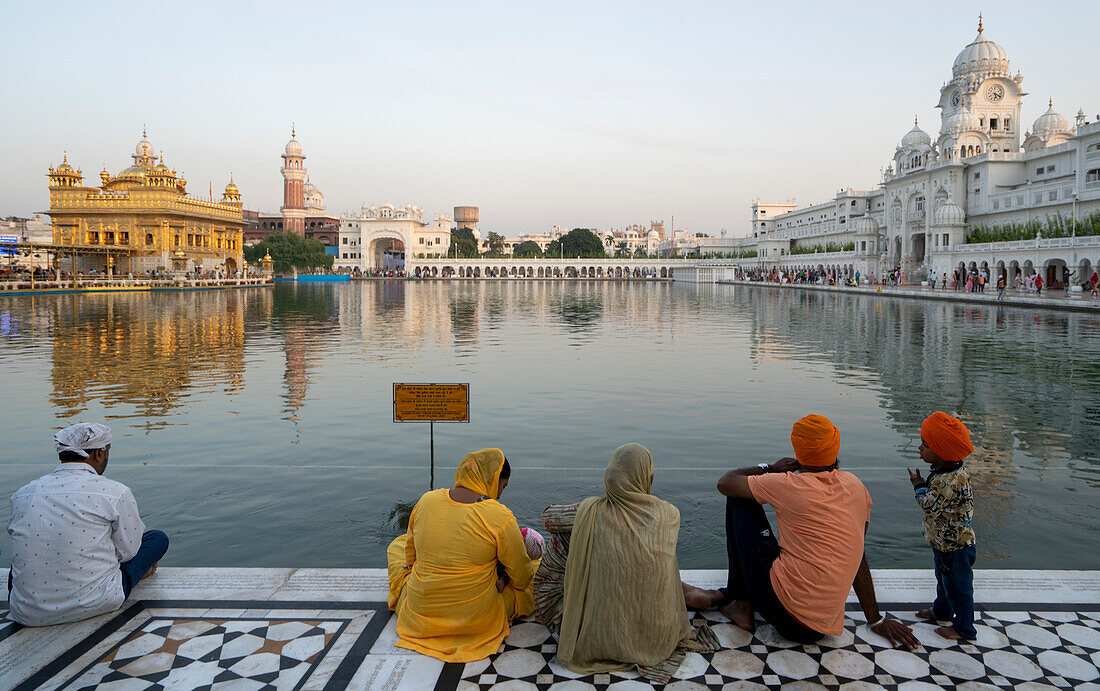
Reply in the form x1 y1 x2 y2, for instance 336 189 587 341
54 422 113 458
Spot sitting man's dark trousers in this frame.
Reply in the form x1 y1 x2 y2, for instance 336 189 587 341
120 530 170 596
720 497 824 644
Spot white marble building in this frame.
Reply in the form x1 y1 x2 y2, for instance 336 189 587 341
335 204 452 272
743 18 1100 285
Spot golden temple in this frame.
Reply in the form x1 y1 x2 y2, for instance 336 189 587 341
44 131 246 275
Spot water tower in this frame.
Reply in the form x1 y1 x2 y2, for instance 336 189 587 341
453 206 479 232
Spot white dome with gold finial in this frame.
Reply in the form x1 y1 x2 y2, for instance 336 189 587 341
900 118 932 150
1032 100 1072 138
952 16 1011 80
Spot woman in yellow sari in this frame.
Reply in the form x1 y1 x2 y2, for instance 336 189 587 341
387 448 538 662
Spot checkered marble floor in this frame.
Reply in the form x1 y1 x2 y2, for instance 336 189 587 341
445 607 1100 690
4 601 386 690
1 569 1098 690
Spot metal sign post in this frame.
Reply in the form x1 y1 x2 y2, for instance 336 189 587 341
393 383 470 489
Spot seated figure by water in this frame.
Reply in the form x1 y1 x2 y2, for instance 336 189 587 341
6 423 169 626
534 443 719 684
386 448 538 662
684 415 920 650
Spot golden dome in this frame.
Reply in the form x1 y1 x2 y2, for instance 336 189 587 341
55 152 76 174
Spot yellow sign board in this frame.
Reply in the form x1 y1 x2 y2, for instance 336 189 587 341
393 383 470 423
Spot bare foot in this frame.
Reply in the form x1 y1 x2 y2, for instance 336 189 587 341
934 625 965 640
141 562 158 582
682 583 725 611
915 608 936 621
718 599 756 633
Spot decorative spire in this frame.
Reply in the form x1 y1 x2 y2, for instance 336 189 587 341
291 122 296 138
143 124 147 138
978 13 983 34
914 115 919 126
1049 97 1054 108
62 150 67 163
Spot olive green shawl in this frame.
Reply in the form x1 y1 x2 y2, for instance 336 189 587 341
555 443 692 673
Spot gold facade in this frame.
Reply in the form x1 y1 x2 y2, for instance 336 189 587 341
45 133 246 274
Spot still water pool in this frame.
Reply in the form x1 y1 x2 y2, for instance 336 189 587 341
1 281 1098 570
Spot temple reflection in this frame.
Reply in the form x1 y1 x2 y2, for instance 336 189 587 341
50 291 248 422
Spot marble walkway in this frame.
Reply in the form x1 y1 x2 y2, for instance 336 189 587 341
1 568 1098 690
717 279 1100 313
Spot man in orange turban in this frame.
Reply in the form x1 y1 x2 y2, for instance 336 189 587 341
684 415 918 650
790 414 841 467
908 412 977 641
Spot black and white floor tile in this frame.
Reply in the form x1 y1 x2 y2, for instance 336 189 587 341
447 607 1100 690
1 592 1098 689
7 601 387 691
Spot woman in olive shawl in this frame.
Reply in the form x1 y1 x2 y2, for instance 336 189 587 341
554 443 716 678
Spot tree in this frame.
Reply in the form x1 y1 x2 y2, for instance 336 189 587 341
546 228 606 259
614 241 630 258
485 231 505 255
244 232 333 274
449 228 479 258
513 240 543 258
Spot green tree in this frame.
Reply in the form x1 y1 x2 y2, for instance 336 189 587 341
485 231 505 255
512 240 543 258
244 232 333 274
545 228 606 259
449 228 479 258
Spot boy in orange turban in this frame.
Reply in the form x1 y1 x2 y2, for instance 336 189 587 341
908 411 977 641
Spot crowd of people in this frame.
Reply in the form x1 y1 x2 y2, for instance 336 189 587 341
7 415 980 680
738 265 1100 300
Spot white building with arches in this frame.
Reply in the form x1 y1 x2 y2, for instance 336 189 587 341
744 18 1100 287
335 204 452 273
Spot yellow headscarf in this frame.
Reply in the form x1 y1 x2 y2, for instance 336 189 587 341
454 448 505 498
556 443 690 673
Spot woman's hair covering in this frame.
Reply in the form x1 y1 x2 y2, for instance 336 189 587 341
920 412 974 463
556 443 691 674
790 414 841 467
54 423 112 459
454 448 505 498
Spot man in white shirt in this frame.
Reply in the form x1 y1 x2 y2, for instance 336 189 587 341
7 423 169 626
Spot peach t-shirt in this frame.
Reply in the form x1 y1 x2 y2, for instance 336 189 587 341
747 470 872 635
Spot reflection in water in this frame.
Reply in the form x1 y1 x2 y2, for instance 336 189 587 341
0 281 1097 569
48 292 248 424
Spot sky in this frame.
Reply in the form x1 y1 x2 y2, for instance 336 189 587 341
1 1 1097 237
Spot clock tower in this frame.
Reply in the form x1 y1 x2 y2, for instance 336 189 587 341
936 17 1026 158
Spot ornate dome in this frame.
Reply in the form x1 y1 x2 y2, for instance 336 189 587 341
135 136 154 159
284 124 303 156
1032 100 1072 137
900 119 932 149
934 202 966 226
55 153 76 174
853 216 879 235
224 176 239 195
945 109 982 133
952 19 1011 80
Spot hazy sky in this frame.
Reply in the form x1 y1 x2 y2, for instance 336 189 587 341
2 1 1097 236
